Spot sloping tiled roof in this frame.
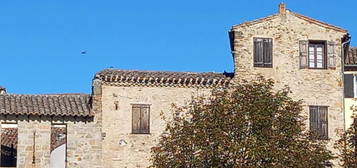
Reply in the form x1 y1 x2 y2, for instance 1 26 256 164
1 128 17 149
346 48 357 65
0 94 92 117
95 69 233 87
232 11 346 33
51 127 66 152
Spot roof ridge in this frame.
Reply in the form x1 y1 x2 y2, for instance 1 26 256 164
95 69 233 88
97 68 229 75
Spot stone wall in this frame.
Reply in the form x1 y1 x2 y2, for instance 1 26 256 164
65 119 102 168
344 98 356 129
100 84 211 168
231 9 347 157
17 118 51 168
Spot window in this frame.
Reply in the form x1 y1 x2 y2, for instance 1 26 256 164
309 106 328 139
308 42 326 69
132 104 150 134
253 38 273 67
50 124 67 168
0 124 17 167
344 74 357 98
299 40 335 69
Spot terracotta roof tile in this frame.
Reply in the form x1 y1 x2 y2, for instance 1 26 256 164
346 47 357 65
51 127 66 152
1 128 17 150
0 94 92 117
95 69 233 87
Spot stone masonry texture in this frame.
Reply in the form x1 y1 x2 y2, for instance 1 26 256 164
231 9 346 165
0 4 354 168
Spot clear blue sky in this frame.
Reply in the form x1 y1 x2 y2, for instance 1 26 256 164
1 0 356 94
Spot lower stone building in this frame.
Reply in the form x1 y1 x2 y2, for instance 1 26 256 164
0 94 103 168
0 3 356 168
0 71 232 168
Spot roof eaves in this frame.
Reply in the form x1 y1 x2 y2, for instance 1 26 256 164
231 10 347 33
0 94 93 118
290 11 347 33
232 13 279 28
95 69 233 88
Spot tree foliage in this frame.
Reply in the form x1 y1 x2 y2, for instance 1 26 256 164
151 77 333 168
335 113 357 167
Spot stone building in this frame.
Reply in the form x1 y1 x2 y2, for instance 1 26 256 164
230 3 349 157
0 3 355 168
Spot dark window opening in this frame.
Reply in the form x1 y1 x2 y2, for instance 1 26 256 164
253 38 273 67
344 74 357 98
132 104 150 134
309 106 328 140
0 124 17 167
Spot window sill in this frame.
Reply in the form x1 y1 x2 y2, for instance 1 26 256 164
131 132 151 135
253 65 273 68
253 66 273 68
300 68 332 70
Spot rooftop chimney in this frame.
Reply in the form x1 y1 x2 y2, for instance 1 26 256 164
279 3 286 15
0 86 6 94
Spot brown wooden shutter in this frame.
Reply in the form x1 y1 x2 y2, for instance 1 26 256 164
309 106 318 136
344 74 354 98
299 40 308 69
132 106 141 133
140 106 150 134
254 38 264 67
327 41 336 68
319 107 328 139
263 38 273 67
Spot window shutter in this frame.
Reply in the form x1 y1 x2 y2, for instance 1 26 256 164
344 74 354 98
327 41 336 68
319 107 328 139
309 106 318 136
263 38 273 67
254 38 264 66
299 40 308 69
140 106 150 134
132 106 141 133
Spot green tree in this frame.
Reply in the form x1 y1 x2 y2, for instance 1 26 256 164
335 113 357 167
151 77 333 168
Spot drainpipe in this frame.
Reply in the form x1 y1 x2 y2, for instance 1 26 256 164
228 29 236 73
342 33 351 131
